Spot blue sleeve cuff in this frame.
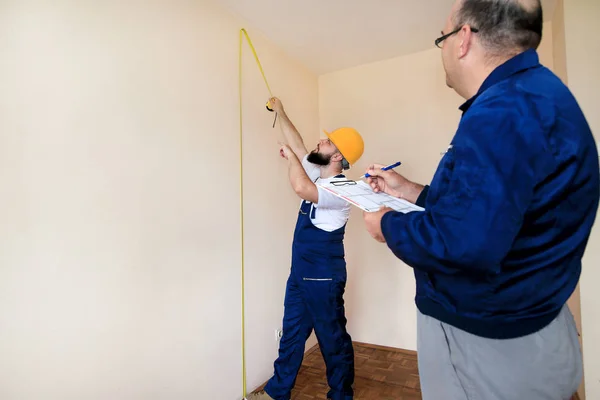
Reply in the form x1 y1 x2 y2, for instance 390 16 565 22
415 185 429 208
381 210 399 244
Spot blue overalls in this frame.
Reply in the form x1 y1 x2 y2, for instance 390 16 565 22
264 183 355 400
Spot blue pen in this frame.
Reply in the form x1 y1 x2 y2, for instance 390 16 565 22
360 161 402 179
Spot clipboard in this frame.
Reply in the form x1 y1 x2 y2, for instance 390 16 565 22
317 179 425 213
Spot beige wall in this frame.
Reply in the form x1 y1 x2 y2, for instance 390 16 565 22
561 1 600 399
319 48 460 350
538 21 555 69
319 22 555 350
1 0 596 398
0 1 318 399
552 0 568 84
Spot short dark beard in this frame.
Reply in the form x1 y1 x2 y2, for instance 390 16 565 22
307 151 331 166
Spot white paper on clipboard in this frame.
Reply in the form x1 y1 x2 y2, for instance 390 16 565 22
317 180 424 213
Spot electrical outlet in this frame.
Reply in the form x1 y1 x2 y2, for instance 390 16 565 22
275 328 283 341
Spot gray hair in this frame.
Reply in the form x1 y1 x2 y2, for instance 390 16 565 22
454 0 543 56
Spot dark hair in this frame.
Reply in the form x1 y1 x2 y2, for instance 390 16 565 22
341 158 350 170
454 0 543 55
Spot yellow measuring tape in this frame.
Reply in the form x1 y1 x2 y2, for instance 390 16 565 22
238 28 274 399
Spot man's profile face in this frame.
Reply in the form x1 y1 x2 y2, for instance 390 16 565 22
441 1 462 89
308 138 338 166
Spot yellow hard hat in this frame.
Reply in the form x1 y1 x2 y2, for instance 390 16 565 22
323 127 364 166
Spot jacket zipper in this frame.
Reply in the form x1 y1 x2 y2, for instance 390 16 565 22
303 278 332 281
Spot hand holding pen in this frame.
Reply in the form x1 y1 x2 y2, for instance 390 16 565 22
359 161 401 179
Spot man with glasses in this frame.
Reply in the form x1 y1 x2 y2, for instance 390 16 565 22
363 0 598 399
249 98 364 400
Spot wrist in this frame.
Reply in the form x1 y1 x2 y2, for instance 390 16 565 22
399 181 424 204
287 151 299 164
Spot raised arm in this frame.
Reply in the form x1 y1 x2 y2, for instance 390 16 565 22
269 97 308 160
278 143 318 203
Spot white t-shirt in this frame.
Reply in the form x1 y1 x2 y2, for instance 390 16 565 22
301 155 351 232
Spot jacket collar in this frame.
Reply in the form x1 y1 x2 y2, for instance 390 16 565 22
459 49 540 113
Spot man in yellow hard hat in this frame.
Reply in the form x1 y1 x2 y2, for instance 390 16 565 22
248 97 364 400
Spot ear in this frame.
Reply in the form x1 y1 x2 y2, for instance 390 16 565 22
458 25 475 59
331 152 343 163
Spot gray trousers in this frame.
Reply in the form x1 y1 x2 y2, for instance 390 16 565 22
417 306 582 400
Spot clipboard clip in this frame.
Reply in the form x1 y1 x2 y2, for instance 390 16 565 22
331 180 357 187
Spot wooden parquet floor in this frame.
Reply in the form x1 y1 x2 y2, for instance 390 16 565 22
253 342 582 399
254 342 422 400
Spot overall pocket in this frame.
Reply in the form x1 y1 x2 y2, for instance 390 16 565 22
302 277 333 281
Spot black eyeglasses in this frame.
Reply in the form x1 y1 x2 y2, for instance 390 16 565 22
435 26 479 48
